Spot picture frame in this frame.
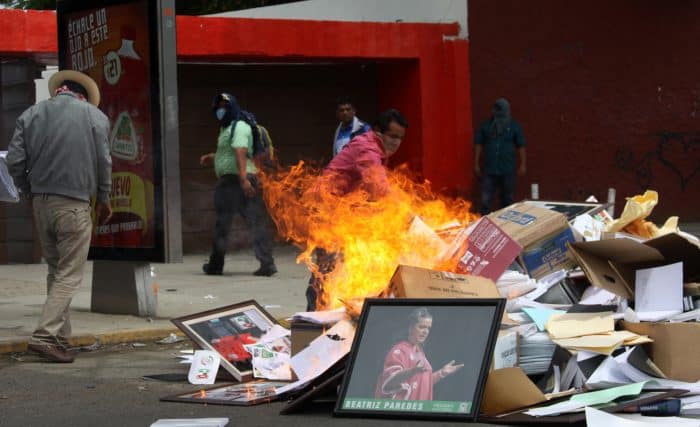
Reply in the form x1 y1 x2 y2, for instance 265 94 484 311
335 298 505 421
160 380 289 406
171 300 284 382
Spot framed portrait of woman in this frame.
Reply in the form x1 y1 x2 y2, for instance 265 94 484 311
335 298 505 421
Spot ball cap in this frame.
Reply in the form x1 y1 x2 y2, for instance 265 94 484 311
48 70 100 107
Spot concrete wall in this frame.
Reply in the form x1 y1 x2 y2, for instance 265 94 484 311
212 0 468 38
469 0 700 221
0 59 42 263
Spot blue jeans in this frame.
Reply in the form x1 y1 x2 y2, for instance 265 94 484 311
480 173 516 215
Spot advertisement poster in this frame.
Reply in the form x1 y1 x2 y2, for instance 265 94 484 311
58 0 156 249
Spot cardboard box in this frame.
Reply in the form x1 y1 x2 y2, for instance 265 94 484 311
457 217 522 281
621 320 700 382
290 320 324 356
520 227 577 279
488 202 576 279
388 265 513 325
488 202 570 248
388 265 501 299
567 233 700 299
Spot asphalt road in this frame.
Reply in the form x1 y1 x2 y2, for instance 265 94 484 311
0 341 521 427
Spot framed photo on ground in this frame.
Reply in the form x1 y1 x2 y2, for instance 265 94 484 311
171 300 284 382
161 380 289 406
335 298 505 421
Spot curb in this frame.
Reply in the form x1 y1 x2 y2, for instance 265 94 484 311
0 327 184 354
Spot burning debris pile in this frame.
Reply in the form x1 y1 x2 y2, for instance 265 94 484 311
261 162 479 310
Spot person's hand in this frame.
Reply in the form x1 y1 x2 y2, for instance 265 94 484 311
474 165 482 177
240 177 255 198
407 360 429 376
95 201 112 225
199 153 215 167
518 164 527 176
438 360 464 378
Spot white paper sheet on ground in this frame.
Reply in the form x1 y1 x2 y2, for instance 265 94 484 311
290 308 349 325
289 319 355 382
258 324 290 344
518 270 569 302
150 418 229 427
573 214 605 241
586 355 634 389
585 406 700 427
635 262 683 321
579 286 620 306
188 350 220 385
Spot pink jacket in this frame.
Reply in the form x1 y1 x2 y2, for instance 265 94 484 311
321 131 389 198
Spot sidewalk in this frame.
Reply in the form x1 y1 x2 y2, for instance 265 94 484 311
0 244 309 353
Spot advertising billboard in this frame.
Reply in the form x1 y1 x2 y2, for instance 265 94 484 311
57 0 181 262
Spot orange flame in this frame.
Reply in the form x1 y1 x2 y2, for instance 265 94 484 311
261 162 478 310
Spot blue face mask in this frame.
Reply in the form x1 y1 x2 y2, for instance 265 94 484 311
215 107 227 121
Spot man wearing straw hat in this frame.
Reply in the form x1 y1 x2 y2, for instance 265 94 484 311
6 70 112 363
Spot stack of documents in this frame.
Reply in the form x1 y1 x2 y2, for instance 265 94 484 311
519 332 557 375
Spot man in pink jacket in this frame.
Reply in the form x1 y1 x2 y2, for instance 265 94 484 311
306 109 409 310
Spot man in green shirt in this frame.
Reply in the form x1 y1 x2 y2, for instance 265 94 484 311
199 93 276 276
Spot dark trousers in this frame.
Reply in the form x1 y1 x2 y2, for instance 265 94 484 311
480 173 516 216
306 248 338 311
209 174 274 268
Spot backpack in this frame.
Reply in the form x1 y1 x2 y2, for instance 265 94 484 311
231 110 276 170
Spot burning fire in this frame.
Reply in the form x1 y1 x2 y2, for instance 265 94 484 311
261 162 478 310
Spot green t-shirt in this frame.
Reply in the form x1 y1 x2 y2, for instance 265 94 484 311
214 120 257 178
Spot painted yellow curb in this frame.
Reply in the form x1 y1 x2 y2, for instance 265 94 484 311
0 328 185 354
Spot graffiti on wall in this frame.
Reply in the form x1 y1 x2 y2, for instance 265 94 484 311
615 132 699 190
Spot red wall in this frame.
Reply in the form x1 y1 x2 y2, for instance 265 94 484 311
469 0 700 220
1 10 473 200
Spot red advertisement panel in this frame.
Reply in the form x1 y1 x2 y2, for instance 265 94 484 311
59 0 155 249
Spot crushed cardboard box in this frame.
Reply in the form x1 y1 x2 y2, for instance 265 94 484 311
387 265 514 325
488 202 578 279
567 233 700 299
621 320 700 382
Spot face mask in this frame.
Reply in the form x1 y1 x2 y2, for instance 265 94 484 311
215 107 227 121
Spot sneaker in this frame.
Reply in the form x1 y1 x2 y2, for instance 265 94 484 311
253 264 277 277
202 262 223 275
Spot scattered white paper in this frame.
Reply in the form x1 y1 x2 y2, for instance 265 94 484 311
291 308 349 325
635 262 683 321
586 406 700 427
258 324 291 344
290 319 354 382
150 418 229 427
580 286 619 306
573 214 605 241
188 350 220 385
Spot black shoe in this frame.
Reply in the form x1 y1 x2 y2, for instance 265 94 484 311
253 264 277 277
202 262 223 275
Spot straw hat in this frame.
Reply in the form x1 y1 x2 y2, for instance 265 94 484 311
48 70 100 107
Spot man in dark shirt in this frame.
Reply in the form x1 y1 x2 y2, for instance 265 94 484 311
473 98 527 215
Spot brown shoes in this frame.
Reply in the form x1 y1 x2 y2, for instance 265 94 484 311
27 343 75 363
